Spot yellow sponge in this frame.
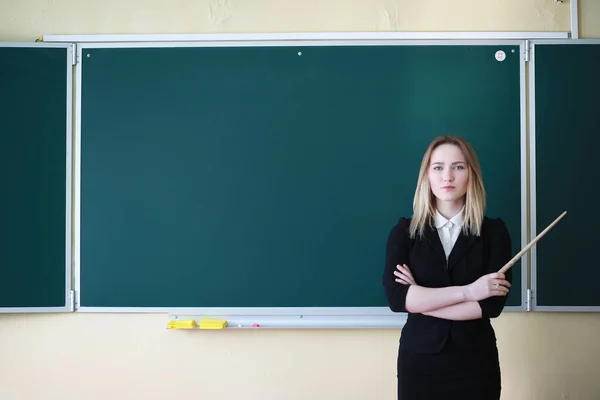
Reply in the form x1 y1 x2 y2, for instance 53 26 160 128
167 319 197 330
198 318 228 329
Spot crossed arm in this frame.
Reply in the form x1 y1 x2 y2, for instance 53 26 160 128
395 264 502 320
424 301 483 320
382 218 513 321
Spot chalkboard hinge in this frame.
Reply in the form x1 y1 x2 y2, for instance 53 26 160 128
523 40 530 62
69 290 76 312
526 288 532 311
70 43 77 66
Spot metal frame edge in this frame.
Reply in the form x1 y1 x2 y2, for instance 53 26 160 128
528 39 600 311
74 44 83 311
0 42 73 313
74 39 531 314
41 31 571 44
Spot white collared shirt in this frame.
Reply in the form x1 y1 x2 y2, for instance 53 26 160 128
434 208 464 259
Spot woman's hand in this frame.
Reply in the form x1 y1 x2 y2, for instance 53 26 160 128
394 264 416 285
464 272 511 301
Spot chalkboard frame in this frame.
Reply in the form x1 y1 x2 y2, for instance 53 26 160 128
73 39 529 326
529 39 600 312
0 42 74 313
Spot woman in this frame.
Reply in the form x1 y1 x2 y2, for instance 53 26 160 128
382 135 513 399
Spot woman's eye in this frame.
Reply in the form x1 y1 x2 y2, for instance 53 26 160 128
454 165 464 170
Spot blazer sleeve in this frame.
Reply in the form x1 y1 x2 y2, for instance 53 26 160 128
478 218 513 318
382 218 411 313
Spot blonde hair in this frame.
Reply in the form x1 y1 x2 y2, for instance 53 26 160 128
409 136 486 239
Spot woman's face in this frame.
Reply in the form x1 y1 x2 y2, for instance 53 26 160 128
427 144 469 204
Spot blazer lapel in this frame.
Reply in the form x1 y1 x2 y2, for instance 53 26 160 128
425 226 448 265
447 232 477 270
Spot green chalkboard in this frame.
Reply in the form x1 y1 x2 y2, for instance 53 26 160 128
80 43 524 310
533 41 600 309
0 44 71 311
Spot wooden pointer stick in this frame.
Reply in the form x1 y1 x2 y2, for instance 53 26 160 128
498 211 567 274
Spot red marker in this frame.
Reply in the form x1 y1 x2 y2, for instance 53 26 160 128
252 323 260 328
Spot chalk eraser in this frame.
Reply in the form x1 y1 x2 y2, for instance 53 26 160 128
198 318 228 329
167 319 197 329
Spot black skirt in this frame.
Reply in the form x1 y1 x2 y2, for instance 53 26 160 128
397 339 501 400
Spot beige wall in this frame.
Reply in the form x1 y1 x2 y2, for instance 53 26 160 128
0 0 592 41
1 1 600 399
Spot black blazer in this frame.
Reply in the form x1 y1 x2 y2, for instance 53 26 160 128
382 216 513 354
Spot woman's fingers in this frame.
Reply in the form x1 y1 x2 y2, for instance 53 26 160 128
486 273 511 293
396 264 414 277
491 279 511 288
394 264 415 285
394 270 412 285
395 277 411 285
490 279 511 295
394 270 412 281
